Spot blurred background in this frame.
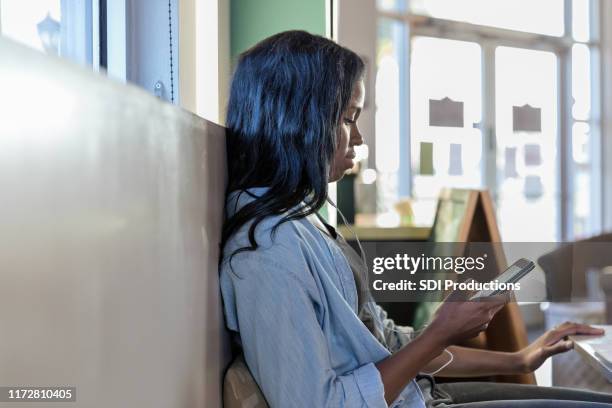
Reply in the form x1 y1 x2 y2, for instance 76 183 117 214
3 0 612 391
1 0 610 243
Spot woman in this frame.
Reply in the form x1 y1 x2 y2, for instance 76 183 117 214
220 30 611 407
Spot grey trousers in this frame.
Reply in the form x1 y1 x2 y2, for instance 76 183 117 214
418 377 612 407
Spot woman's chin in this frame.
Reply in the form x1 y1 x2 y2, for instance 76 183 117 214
343 158 356 172
331 171 348 183
329 173 342 183
329 162 355 182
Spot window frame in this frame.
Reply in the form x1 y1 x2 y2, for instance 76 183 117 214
377 0 603 240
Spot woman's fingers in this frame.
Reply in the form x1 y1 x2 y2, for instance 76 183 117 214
572 323 605 335
543 322 604 346
555 322 605 337
543 339 574 357
555 321 604 332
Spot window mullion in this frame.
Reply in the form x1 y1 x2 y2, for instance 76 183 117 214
482 42 497 200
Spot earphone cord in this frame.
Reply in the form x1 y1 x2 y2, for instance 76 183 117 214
421 348 454 376
326 197 368 275
326 197 454 376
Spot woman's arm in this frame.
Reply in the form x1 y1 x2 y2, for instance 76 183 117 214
375 293 507 405
421 321 605 378
422 345 523 377
375 327 446 403
227 251 391 408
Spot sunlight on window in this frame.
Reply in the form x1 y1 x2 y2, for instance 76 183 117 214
410 37 482 223
375 56 400 174
373 0 598 239
572 122 591 237
572 0 590 42
377 0 407 12
409 0 564 36
1 0 61 53
572 44 591 121
574 170 591 237
496 47 558 241
572 122 590 165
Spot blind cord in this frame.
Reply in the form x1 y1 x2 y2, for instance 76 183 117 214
168 0 175 103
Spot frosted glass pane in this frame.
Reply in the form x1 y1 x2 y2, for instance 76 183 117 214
410 36 483 213
572 122 592 238
572 44 591 121
495 47 559 241
1 0 61 53
377 0 407 12
409 0 564 36
1 0 92 66
572 0 590 42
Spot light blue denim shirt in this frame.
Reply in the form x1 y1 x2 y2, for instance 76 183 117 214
220 189 426 407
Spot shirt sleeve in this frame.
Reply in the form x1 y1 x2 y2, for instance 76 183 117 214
361 302 415 354
227 250 388 408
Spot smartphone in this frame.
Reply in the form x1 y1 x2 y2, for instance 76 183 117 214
470 258 535 300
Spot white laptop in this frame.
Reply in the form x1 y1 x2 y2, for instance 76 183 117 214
571 325 612 382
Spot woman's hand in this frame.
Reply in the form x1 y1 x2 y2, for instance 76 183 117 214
375 289 507 404
516 322 605 373
424 289 508 348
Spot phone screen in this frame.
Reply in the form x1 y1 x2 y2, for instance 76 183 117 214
496 259 533 284
470 258 534 299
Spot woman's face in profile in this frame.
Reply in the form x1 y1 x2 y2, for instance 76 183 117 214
329 79 365 182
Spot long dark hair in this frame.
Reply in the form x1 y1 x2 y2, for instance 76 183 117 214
222 30 365 257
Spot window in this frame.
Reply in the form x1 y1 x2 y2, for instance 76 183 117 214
0 0 180 105
409 0 564 37
494 47 559 241
378 0 564 36
0 0 93 66
409 37 483 225
375 18 407 225
371 0 602 241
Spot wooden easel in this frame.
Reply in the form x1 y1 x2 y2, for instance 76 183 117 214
430 189 536 384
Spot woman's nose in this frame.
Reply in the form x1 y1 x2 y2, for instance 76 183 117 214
350 126 364 146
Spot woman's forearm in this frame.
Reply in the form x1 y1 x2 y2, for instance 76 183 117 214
374 296 511 403
376 339 526 404
375 328 446 404
425 345 525 378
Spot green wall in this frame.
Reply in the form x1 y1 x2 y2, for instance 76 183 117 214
231 0 326 61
